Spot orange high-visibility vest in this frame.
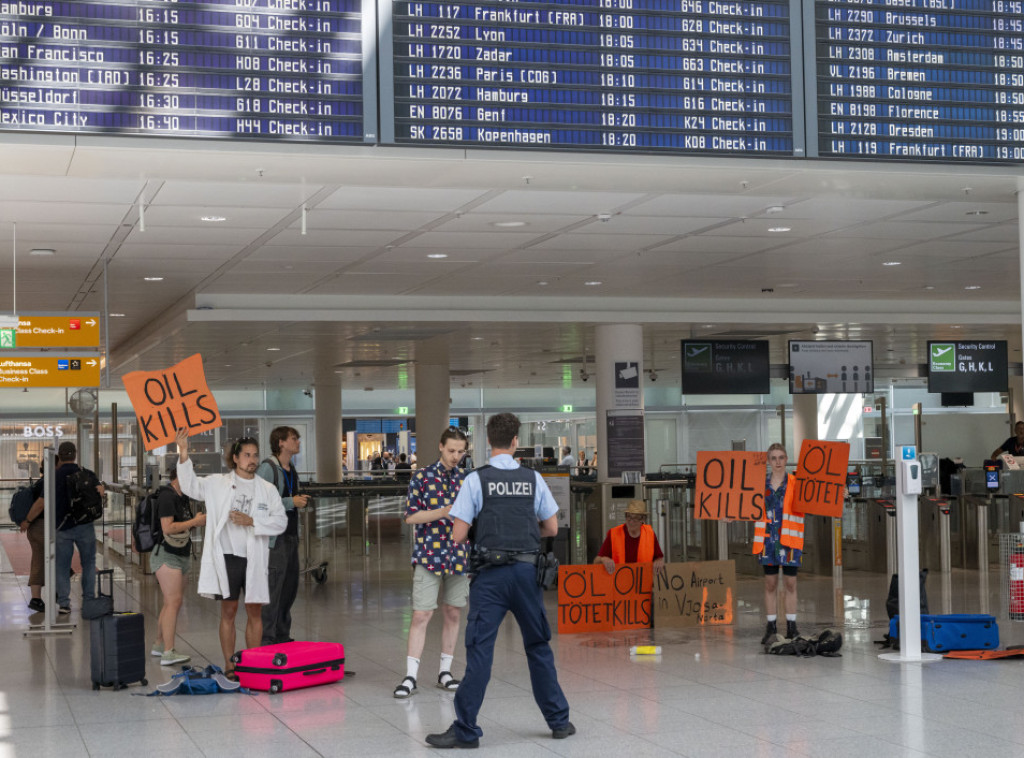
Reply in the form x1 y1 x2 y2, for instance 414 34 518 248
752 474 804 556
610 523 656 564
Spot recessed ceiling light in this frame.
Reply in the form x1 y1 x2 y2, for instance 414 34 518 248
29 248 55 257
266 347 281 351
951 325 962 329
201 216 226 222
923 285 936 290
427 253 448 259
882 261 901 266
143 276 164 282
777 283 797 288
768 226 791 233
584 281 602 286
537 281 548 286
492 220 527 228
965 210 989 216
471 336 484 340
109 312 125 317
964 285 981 290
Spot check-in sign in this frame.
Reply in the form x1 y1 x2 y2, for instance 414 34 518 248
0 314 101 349
0 356 100 387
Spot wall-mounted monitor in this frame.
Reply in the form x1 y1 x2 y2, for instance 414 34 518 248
928 341 1008 393
681 340 770 395
788 341 873 395
940 392 974 408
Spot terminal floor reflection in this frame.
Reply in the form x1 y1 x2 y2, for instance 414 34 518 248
2 538 1024 758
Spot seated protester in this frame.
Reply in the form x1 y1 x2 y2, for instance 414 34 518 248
594 500 664 574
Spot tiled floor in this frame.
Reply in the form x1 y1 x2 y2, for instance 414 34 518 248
3 535 1024 758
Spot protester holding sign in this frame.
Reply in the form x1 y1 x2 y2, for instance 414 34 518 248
594 500 665 574
753 443 804 644
175 428 287 676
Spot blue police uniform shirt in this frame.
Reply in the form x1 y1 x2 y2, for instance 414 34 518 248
449 453 559 525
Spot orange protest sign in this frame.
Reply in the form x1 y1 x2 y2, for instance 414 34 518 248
557 563 652 634
122 353 222 451
694 450 765 521
792 439 851 518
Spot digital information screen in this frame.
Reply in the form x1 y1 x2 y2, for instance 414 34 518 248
789 340 873 394
681 339 770 394
389 0 799 153
816 0 1024 161
0 0 372 141
927 340 1008 393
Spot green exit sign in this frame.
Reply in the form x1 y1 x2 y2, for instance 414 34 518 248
560 404 573 413
397 406 409 415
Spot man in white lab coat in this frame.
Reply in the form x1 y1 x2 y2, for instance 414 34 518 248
175 428 287 673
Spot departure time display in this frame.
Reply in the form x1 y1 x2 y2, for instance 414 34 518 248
817 0 1024 161
392 0 796 154
0 0 367 141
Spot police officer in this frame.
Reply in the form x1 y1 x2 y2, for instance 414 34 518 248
425 412 574 749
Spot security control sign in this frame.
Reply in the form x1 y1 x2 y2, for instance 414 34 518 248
681 340 770 395
0 356 100 388
0 313 101 349
927 341 1008 394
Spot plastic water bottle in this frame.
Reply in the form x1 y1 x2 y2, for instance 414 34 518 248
629 645 662 656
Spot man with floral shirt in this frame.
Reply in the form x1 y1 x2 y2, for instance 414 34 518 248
393 426 470 699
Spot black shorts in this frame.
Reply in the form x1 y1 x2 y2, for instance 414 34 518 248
764 565 798 577
217 554 248 601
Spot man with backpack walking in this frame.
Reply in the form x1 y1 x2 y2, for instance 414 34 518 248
48 442 104 615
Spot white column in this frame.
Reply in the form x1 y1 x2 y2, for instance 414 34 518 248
415 335 451 462
594 324 644 481
314 368 343 481
791 393 818 453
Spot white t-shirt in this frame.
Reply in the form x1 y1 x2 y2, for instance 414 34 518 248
219 473 256 558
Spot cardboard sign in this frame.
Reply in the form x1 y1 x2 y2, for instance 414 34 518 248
653 560 736 628
695 450 765 520
557 563 652 634
122 353 222 451
792 439 851 518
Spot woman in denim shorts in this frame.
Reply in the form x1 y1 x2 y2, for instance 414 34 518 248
150 465 206 666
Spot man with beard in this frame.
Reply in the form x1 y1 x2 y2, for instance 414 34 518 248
175 428 287 674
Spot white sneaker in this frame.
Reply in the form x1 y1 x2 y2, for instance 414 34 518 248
161 649 191 666
151 642 165 657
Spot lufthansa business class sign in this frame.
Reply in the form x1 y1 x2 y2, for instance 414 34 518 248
0 355 100 387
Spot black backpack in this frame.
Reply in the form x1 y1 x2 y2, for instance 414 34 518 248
8 486 34 524
65 468 103 526
132 488 165 553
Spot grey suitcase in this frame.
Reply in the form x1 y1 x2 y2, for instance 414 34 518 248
89 570 147 690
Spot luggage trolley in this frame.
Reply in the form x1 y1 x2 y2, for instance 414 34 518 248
299 499 329 584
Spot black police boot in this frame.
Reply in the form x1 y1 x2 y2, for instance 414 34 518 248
761 620 777 645
786 620 799 639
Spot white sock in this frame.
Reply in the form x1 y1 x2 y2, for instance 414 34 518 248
786 614 796 622
766 615 777 622
440 653 454 675
406 656 420 680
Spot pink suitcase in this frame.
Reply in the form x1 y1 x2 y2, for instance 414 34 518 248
231 641 345 693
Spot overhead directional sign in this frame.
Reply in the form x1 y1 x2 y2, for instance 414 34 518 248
0 313 102 349
0 356 101 388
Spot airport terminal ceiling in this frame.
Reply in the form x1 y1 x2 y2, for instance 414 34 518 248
0 136 1022 392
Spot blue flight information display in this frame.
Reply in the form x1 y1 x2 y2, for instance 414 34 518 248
817 0 1024 161
392 0 796 153
0 0 366 141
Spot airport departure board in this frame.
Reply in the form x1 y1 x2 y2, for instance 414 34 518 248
817 0 1024 161
0 0 367 141
391 0 797 153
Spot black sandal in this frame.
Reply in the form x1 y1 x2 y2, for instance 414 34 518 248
437 671 460 691
393 675 417 699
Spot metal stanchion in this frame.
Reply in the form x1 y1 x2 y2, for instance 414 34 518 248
26 446 73 637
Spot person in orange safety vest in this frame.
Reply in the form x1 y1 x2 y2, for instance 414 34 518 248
595 500 665 574
754 443 804 644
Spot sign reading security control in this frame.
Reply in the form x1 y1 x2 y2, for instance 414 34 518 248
0 356 100 387
927 340 1008 394
0 313 101 349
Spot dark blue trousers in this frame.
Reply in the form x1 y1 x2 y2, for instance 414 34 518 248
452 561 570 741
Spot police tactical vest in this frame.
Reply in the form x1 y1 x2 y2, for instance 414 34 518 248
474 465 540 553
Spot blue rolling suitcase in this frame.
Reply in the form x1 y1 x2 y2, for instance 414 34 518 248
890 614 999 652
